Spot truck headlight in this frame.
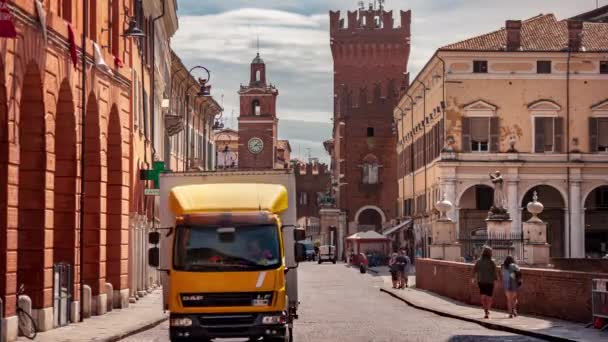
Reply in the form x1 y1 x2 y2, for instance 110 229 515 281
262 314 286 325
170 317 193 327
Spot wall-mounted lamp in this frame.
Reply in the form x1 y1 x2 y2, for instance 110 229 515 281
123 17 145 38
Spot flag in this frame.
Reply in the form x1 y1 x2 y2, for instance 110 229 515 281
0 0 17 38
114 55 123 68
67 22 78 67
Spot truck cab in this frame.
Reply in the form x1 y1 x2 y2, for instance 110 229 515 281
149 181 305 342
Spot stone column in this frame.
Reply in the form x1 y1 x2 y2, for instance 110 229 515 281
429 195 461 261
441 178 457 222
523 192 550 265
507 179 519 233
569 180 584 258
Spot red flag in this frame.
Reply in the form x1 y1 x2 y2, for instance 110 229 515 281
114 55 123 68
67 22 78 67
0 0 17 38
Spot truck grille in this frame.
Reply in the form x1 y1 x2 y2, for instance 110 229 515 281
180 292 273 307
199 314 256 327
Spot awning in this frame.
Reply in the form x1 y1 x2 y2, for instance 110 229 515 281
382 219 413 237
346 230 390 241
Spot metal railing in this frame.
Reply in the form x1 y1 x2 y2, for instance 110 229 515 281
458 231 527 263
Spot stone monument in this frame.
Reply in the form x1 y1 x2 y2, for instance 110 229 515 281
523 191 551 265
486 171 512 237
318 184 340 248
429 194 461 261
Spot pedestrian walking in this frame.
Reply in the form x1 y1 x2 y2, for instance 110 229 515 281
388 252 399 288
501 255 522 318
396 249 410 289
472 246 497 319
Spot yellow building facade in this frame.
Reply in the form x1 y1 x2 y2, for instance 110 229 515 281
395 14 608 259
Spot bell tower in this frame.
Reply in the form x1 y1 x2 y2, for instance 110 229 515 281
237 53 279 169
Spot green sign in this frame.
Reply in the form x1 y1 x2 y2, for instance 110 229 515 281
141 161 167 189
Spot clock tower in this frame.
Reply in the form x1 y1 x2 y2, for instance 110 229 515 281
237 53 279 169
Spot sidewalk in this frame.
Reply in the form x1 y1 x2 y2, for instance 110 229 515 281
380 285 607 342
18 290 168 342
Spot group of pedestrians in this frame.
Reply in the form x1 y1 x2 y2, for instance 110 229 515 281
388 250 410 289
472 246 523 319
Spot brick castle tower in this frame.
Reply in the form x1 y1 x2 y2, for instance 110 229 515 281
237 53 279 169
329 3 411 232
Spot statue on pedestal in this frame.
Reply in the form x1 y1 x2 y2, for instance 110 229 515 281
317 182 337 209
488 171 510 220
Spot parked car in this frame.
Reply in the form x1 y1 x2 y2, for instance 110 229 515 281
318 245 336 264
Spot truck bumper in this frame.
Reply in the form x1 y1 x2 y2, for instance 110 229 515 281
170 312 287 340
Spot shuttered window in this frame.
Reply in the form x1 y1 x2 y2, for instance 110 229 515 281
591 118 608 152
470 118 489 152
534 117 563 153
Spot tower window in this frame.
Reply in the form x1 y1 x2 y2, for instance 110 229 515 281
367 127 374 137
255 69 261 82
252 100 261 116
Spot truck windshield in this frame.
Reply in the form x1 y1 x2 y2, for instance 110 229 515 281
173 224 281 272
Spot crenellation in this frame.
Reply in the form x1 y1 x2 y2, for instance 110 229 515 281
330 9 411 34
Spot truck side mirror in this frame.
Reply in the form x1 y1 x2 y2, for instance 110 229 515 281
149 232 160 245
294 242 306 263
294 228 306 242
148 247 160 268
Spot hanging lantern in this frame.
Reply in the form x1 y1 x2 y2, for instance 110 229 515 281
0 0 17 38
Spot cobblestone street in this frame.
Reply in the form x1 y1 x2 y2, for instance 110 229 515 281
122 263 538 342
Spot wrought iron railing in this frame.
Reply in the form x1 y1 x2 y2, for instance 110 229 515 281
458 231 527 264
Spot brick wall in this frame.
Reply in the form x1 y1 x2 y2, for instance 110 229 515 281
416 258 608 323
550 258 608 274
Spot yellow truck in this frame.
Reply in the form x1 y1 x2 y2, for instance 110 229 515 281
148 170 305 342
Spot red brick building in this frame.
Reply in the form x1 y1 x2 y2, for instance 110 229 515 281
328 4 411 233
0 0 133 336
295 161 331 240
237 53 280 169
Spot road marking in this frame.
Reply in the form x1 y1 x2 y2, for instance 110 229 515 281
256 271 267 288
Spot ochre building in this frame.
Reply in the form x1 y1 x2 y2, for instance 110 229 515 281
394 10 608 259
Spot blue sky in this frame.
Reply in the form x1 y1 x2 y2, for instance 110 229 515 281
172 0 605 161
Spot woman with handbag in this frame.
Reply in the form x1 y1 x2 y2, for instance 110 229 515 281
501 255 522 318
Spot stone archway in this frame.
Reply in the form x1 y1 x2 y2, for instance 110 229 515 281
355 205 386 232
521 185 566 257
17 63 49 310
53 80 77 268
106 105 128 305
457 184 494 260
83 92 105 309
584 185 608 258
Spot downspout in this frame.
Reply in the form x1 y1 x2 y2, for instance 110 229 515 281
436 55 447 142
566 49 572 257
405 94 415 219
151 0 166 162
415 80 428 257
79 0 88 323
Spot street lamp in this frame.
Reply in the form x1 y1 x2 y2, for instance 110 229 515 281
174 65 212 170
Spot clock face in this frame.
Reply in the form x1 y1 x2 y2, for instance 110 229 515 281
248 137 264 154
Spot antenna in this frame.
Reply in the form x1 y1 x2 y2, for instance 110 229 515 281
256 34 260 54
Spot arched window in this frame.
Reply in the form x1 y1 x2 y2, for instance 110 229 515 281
252 100 261 116
361 154 379 184
255 70 261 82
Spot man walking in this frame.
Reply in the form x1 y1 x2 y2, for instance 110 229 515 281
396 249 410 289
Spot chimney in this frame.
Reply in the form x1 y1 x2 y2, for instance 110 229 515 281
506 20 522 51
567 20 583 51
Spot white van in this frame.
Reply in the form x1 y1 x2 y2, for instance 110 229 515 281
318 245 336 264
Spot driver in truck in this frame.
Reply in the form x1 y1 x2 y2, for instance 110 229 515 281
247 239 275 265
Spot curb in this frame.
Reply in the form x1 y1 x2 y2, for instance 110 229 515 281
104 316 169 342
379 288 575 342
